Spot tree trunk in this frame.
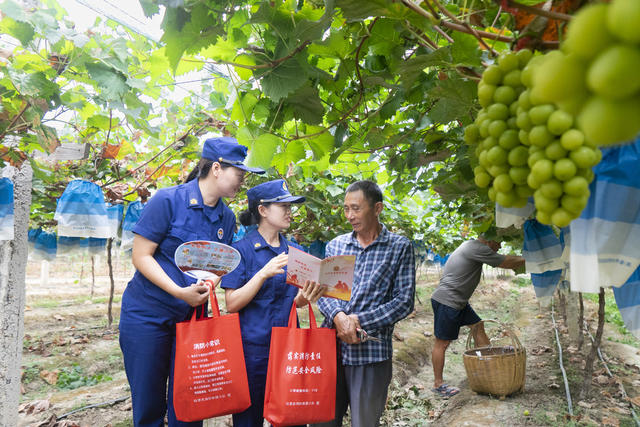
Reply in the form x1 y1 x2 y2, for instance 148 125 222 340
0 164 33 426
79 254 84 286
558 290 568 326
90 255 95 298
567 291 579 343
577 292 584 351
107 238 115 328
580 288 606 400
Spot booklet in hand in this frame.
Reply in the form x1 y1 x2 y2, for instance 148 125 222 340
286 247 355 301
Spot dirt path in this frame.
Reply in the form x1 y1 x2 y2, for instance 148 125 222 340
16 262 640 426
382 271 640 426
428 280 564 426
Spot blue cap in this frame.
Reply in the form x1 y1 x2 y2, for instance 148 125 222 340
247 179 305 204
201 137 265 174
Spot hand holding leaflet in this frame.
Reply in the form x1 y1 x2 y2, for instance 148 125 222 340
286 247 355 301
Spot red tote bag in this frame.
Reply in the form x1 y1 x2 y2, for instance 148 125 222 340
173 282 251 422
263 302 337 426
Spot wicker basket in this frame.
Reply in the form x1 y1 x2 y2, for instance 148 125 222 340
463 319 526 399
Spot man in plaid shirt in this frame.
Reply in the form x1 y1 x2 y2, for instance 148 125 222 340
315 180 416 427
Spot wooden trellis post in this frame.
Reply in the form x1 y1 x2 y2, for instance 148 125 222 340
0 164 33 426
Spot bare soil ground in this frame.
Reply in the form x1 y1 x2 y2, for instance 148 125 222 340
16 258 640 427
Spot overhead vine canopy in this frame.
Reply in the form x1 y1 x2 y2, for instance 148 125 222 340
146 0 575 244
0 0 576 251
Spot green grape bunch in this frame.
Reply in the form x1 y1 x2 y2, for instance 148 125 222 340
466 49 535 210
532 0 640 147
520 52 601 227
467 49 602 228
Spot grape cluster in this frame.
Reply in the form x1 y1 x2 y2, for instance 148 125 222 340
532 0 640 146
466 49 535 210
520 53 601 227
468 49 602 227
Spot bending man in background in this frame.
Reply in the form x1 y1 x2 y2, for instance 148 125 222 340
430 235 525 398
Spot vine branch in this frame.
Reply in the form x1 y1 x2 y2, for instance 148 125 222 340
331 18 377 128
267 18 380 143
41 118 82 133
433 25 455 43
405 24 439 50
401 0 560 48
443 20 515 42
101 123 206 188
180 40 311 71
0 102 30 141
122 153 175 198
504 0 572 22
431 0 498 56
105 109 112 147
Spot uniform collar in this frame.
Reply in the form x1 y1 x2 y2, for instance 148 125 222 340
185 178 224 221
186 178 204 209
348 223 389 248
248 229 288 253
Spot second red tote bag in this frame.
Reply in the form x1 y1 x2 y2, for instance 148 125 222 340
263 302 337 426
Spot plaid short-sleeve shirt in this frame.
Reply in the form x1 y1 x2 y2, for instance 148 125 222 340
317 225 416 365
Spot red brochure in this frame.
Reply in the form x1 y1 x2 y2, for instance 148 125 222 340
286 247 355 301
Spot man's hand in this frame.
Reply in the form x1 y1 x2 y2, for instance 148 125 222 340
298 280 328 304
348 313 361 330
334 312 359 344
513 263 526 275
499 255 525 271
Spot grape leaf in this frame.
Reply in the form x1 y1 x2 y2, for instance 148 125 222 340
260 57 308 102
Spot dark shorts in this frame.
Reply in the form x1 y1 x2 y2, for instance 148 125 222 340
431 298 482 341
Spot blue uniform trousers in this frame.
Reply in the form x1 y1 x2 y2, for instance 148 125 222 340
120 323 202 427
231 374 267 427
231 343 304 427
232 342 269 427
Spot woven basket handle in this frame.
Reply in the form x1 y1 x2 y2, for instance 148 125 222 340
465 319 524 353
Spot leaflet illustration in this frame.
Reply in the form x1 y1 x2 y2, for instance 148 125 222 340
175 240 241 280
286 247 355 301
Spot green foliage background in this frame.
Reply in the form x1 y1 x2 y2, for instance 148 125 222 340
0 0 544 252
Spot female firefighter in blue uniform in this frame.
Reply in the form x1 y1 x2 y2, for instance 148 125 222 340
119 137 264 427
221 179 326 427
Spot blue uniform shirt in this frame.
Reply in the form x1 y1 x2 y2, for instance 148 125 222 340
120 178 236 326
221 229 301 349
